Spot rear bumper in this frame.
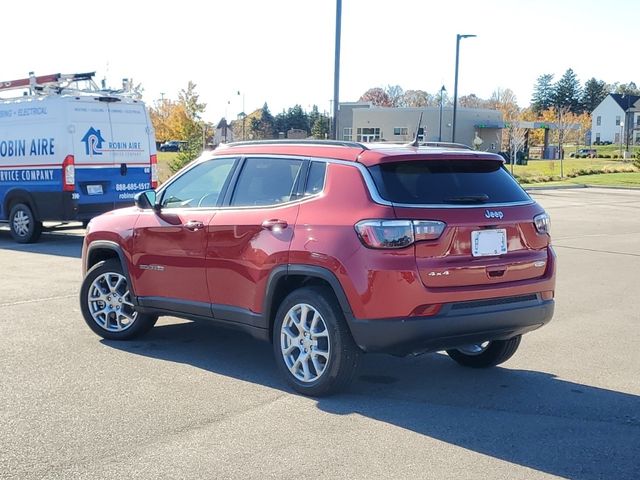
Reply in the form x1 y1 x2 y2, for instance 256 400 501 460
348 295 554 355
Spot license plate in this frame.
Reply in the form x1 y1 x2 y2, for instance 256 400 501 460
471 229 507 257
87 184 103 195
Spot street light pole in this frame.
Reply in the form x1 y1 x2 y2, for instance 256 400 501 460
237 91 245 141
452 34 476 143
332 0 342 140
438 85 446 142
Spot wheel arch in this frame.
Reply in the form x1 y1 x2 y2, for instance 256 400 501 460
4 188 38 220
264 265 354 342
84 241 138 303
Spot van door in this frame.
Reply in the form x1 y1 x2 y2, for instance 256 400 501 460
106 100 153 207
69 97 117 217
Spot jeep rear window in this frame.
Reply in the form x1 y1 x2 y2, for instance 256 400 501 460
368 160 530 205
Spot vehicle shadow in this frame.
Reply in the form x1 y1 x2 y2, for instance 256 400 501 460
0 227 83 258
104 320 640 480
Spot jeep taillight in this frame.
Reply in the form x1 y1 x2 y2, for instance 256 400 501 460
150 154 158 189
534 213 550 234
62 154 75 192
355 220 446 249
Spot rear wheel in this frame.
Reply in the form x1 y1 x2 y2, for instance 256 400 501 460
9 203 42 243
273 286 361 396
80 259 157 340
446 335 522 368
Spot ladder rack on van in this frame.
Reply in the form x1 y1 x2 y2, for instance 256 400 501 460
0 71 100 97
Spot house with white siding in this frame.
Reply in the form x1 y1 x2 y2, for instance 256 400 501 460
591 93 640 146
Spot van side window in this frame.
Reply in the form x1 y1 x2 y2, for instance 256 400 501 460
160 158 236 208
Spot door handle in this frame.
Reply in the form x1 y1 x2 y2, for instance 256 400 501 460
261 219 288 231
184 220 205 231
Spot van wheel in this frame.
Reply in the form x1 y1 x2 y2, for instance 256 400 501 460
446 335 522 368
273 286 361 396
80 259 157 340
9 203 42 243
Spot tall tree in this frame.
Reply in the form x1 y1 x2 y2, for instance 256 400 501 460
489 88 519 122
614 81 640 96
531 74 555 114
286 104 309 132
170 81 207 172
359 87 392 107
581 77 609 112
400 89 433 107
385 85 405 107
553 69 582 113
459 93 487 108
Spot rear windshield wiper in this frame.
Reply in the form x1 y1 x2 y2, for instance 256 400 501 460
444 194 490 204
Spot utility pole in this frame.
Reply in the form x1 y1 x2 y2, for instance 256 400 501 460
452 34 476 143
332 0 342 140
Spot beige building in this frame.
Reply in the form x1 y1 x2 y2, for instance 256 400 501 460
338 102 503 152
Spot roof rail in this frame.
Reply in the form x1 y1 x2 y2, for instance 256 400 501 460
224 139 368 149
420 141 473 150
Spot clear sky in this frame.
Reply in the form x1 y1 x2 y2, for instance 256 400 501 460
2 0 637 122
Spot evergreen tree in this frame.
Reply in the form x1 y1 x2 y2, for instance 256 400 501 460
553 69 582 114
311 117 329 139
531 74 555 114
581 78 609 113
286 105 309 132
274 110 288 137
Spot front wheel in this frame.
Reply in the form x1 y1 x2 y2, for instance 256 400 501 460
9 203 42 243
273 286 361 396
446 335 522 368
80 259 157 340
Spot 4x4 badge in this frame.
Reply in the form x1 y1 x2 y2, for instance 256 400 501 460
485 210 504 220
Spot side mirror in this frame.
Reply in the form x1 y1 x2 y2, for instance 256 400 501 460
134 190 159 211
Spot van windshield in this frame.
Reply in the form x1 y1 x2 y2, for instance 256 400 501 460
368 160 531 205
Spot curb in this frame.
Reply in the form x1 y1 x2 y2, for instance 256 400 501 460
524 184 587 191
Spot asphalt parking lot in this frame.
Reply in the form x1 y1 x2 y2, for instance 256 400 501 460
1 187 639 480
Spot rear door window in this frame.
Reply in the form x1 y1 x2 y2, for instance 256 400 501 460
368 160 530 205
230 157 304 207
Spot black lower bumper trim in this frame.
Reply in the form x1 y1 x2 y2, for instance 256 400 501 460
348 298 554 356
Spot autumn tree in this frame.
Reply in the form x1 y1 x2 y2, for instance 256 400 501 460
400 89 433 107
170 81 207 173
459 93 487 108
385 85 404 107
359 87 392 106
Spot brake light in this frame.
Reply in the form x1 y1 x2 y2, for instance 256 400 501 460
150 154 158 188
534 213 550 234
62 154 75 192
355 220 446 249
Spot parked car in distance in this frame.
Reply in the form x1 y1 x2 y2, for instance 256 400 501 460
80 140 556 396
569 148 597 158
158 140 187 152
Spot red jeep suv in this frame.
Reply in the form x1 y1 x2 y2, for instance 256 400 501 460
80 140 555 396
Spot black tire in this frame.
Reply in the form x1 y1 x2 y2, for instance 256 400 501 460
272 286 361 396
80 259 157 340
9 203 42 243
446 335 522 368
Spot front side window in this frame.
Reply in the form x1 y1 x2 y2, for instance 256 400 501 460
160 158 236 209
616 115 621 126
231 157 303 207
393 127 408 136
596 116 601 126
343 128 353 141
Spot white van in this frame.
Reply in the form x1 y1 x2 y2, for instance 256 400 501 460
0 74 157 242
